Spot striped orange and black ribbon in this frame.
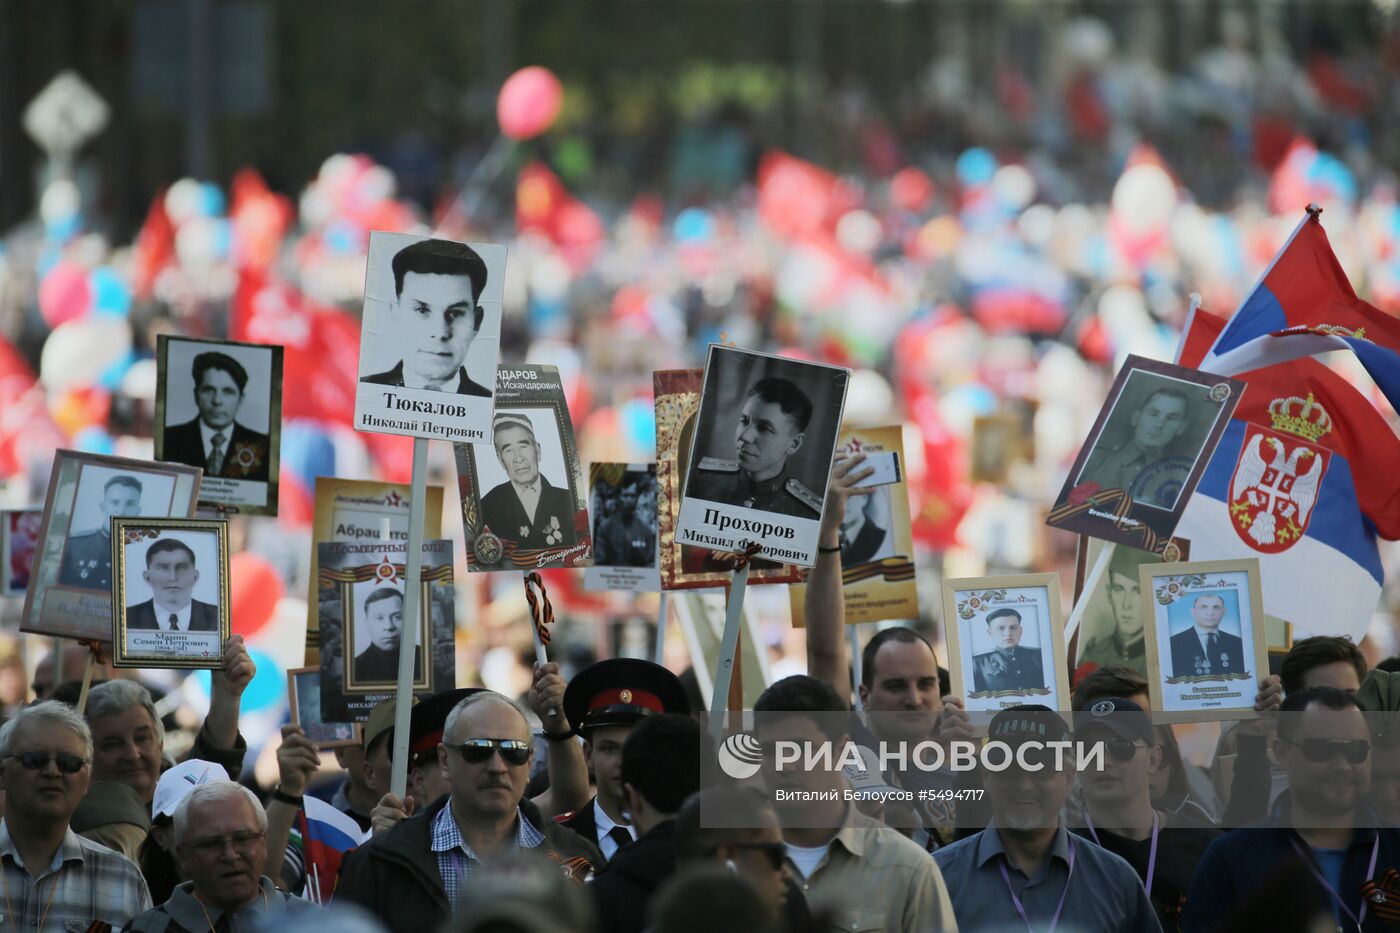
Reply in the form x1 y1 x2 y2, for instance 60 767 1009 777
1047 487 1162 554
841 556 916 586
524 572 554 647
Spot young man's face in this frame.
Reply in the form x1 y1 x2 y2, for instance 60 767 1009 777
100 483 142 522
495 426 541 487
584 725 632 808
861 640 942 744
988 615 1023 649
195 367 243 430
734 396 804 482
1273 703 1371 817
364 595 404 652
1130 392 1187 452
1106 571 1142 638
144 547 198 611
396 272 477 387
1190 596 1225 631
619 484 639 516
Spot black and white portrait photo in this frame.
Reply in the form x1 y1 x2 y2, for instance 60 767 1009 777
585 463 660 593
1048 356 1244 555
113 519 229 669
156 336 282 514
676 345 849 566
837 485 894 566
58 465 178 592
355 233 505 444
479 410 577 553
287 668 359 748
347 580 424 688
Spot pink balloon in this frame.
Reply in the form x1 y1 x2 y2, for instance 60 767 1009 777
39 262 92 328
497 66 563 141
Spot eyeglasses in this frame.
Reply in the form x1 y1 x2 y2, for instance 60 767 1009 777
6 752 88 774
1102 739 1149 762
729 841 787 872
1283 738 1371 764
455 738 531 766
186 830 265 858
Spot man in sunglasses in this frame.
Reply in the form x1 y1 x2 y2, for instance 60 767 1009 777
556 658 690 863
1071 697 1221 930
934 705 1161 932
0 700 152 931
336 691 601 933
126 780 311 932
1184 686 1400 932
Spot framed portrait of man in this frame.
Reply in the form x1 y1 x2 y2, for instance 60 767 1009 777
1141 557 1270 721
354 232 505 444
1047 356 1245 555
1 508 43 597
654 369 803 590
584 463 661 593
941 573 1070 715
112 518 230 669
21 451 202 642
155 335 283 515
287 667 360 749
456 365 591 571
1070 538 1190 680
316 539 455 723
675 346 850 567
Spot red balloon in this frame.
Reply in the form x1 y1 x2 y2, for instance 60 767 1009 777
39 262 92 327
497 66 563 140
229 552 283 638
890 167 934 214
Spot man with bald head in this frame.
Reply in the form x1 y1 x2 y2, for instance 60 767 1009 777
336 691 600 933
1169 594 1246 678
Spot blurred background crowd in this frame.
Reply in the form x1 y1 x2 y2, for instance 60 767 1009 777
2 0 1400 781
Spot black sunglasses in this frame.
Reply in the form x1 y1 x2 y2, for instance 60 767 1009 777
455 738 531 766
7 751 88 774
1284 738 1371 764
1101 739 1148 762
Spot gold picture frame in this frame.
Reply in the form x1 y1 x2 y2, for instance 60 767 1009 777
112 517 230 669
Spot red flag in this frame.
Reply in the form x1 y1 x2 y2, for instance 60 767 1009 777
131 189 175 300
515 163 604 270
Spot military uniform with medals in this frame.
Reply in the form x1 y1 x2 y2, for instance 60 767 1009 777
479 475 577 554
58 530 114 590
972 646 1046 693
686 458 822 519
596 511 654 567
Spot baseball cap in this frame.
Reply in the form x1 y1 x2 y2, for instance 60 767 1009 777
1074 696 1155 746
363 695 419 756
987 704 1071 746
152 759 230 820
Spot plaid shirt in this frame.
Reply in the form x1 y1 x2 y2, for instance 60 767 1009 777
430 802 544 905
0 819 151 932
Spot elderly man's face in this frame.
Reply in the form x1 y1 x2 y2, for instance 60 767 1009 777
1190 596 1225 631
0 719 90 823
195 367 242 430
396 271 477 388
439 699 534 822
100 483 142 522
1130 392 1187 452
988 615 1023 649
364 595 404 652
89 705 163 803
734 396 804 482
177 794 266 911
495 425 541 487
144 547 198 611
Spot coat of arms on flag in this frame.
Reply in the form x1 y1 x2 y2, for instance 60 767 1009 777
1228 394 1331 552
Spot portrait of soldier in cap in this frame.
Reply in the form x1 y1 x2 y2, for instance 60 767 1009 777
479 411 577 552
1076 546 1152 676
556 658 689 863
58 474 145 590
361 238 494 396
972 607 1047 693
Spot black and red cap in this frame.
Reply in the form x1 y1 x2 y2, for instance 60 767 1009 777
407 687 487 765
563 659 689 737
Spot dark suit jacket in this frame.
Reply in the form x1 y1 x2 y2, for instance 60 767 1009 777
972 646 1046 693
1170 627 1246 677
591 820 677 933
479 475 577 557
353 643 422 684
162 419 271 482
558 798 601 854
126 599 219 631
361 361 491 397
841 518 888 566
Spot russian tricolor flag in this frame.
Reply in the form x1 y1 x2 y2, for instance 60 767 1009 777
1176 309 1400 640
1200 208 1400 412
289 794 365 903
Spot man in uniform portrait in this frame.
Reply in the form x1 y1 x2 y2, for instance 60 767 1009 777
1076 548 1149 676
594 476 654 568
972 607 1046 693
58 475 143 590
126 538 219 631
479 413 577 552
1169 594 1246 678
361 238 492 396
162 351 271 482
352 587 421 683
687 376 823 519
1078 386 1190 493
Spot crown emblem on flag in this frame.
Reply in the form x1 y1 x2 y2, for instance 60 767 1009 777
1268 393 1332 443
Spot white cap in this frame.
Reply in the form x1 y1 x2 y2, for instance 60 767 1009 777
152 758 230 819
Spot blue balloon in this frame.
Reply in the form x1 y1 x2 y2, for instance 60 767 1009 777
955 148 998 188
74 426 115 455
90 267 132 318
620 399 656 455
324 221 359 256
45 213 82 243
199 182 226 217
673 208 714 244
97 349 135 391
280 421 337 488
191 648 283 713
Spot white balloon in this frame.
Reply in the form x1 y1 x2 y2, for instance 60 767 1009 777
39 179 80 227
992 165 1037 210
836 210 883 256
164 178 204 226
40 318 132 392
1111 164 1176 235
844 370 896 423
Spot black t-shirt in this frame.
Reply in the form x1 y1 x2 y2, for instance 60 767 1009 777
1072 812 1221 932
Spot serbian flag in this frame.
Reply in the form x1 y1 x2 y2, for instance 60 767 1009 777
288 795 363 903
1199 208 1400 411
1176 308 1400 639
